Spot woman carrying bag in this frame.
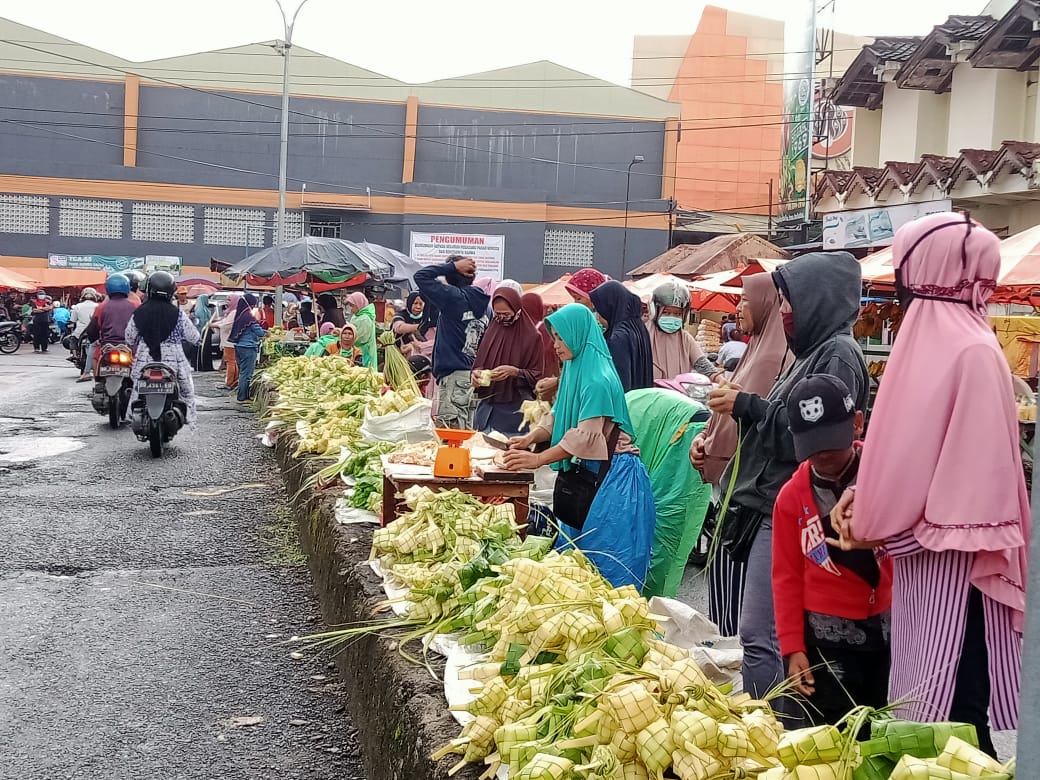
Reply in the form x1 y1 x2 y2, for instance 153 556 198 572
502 303 655 590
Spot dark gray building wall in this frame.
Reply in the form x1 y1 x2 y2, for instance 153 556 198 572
0 74 671 282
0 75 125 166
412 106 666 203
136 86 406 189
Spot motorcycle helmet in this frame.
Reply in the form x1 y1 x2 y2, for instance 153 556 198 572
146 271 176 301
80 287 99 301
125 269 147 293
649 279 691 320
105 273 131 297
407 354 432 379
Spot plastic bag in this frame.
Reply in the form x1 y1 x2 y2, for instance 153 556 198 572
360 400 435 443
555 452 655 589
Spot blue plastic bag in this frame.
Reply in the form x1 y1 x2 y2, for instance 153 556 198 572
555 452 656 589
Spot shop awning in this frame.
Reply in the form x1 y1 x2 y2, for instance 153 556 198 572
0 267 39 291
527 274 574 307
19 268 108 289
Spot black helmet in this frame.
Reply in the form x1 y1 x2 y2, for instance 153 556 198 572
125 269 147 292
147 271 176 301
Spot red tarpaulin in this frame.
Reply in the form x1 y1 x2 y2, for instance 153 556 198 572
0 267 39 291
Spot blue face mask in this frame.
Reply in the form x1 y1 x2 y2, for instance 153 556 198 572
657 315 683 334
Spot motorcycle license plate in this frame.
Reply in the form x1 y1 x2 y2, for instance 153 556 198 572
141 381 175 393
98 364 130 377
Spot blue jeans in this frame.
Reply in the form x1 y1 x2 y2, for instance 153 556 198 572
235 345 259 401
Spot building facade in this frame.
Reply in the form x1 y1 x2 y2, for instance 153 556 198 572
816 0 1040 241
0 18 680 282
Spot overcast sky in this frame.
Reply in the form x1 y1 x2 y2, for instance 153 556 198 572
0 0 989 86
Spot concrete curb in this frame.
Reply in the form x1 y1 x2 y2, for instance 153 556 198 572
274 433 479 780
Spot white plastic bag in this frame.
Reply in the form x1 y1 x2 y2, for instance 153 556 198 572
360 400 435 443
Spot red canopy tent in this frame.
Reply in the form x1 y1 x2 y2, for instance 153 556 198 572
0 267 39 291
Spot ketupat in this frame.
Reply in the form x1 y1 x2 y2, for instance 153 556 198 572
636 718 674 780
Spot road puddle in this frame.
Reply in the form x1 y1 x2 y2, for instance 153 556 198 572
0 435 85 463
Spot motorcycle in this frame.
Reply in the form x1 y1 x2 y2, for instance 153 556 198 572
90 344 134 429
0 321 21 354
49 321 62 344
687 502 717 569
129 362 187 458
63 327 87 373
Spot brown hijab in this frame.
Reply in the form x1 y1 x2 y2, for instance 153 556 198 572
699 272 791 484
473 287 544 404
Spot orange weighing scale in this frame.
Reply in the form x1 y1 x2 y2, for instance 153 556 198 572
433 428 476 478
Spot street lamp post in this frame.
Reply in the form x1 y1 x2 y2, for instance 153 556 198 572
621 155 645 275
272 0 312 327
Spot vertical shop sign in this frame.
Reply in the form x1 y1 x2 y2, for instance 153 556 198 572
778 0 817 225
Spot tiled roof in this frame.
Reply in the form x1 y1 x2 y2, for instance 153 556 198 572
813 141 1040 204
830 36 922 109
896 15 997 92
971 0 1040 71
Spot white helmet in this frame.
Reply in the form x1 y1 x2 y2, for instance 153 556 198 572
80 287 99 301
649 279 691 319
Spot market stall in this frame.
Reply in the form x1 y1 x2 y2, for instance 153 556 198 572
255 343 1014 780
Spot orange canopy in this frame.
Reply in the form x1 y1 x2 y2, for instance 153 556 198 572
21 268 108 289
0 267 39 291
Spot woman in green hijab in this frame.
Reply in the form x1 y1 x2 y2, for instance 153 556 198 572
503 303 656 589
625 388 712 598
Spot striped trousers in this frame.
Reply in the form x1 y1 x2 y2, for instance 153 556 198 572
708 543 747 638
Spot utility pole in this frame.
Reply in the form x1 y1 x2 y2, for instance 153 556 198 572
621 155 644 276
272 0 312 327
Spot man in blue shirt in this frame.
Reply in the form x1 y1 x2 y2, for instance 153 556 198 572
414 255 490 429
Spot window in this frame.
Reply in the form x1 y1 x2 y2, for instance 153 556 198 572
132 202 195 243
59 198 122 239
203 207 266 247
0 195 49 235
308 216 341 239
543 228 594 267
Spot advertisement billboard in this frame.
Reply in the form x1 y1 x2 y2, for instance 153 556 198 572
778 0 817 226
48 254 145 273
822 200 952 250
409 232 505 281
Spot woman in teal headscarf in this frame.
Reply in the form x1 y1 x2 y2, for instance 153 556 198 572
625 388 713 598
503 303 656 589
193 294 212 330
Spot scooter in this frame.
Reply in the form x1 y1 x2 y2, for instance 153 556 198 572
0 321 21 354
129 362 187 458
90 344 133 429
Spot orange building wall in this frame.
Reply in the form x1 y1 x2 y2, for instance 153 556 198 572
667 7 784 215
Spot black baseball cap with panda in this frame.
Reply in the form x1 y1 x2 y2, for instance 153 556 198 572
787 374 857 462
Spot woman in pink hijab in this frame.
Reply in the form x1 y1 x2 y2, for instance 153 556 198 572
217 293 241 390
565 268 608 308
831 212 1027 755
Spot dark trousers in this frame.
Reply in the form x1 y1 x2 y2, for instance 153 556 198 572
949 587 996 758
799 643 890 729
31 318 49 350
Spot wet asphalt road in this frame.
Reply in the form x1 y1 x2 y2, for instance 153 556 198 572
0 349 363 779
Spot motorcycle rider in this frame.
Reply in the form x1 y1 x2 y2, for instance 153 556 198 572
125 269 147 306
30 290 53 354
69 287 101 382
125 271 200 427
82 274 139 380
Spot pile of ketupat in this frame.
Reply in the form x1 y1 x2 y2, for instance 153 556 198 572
336 484 1015 780
259 355 408 512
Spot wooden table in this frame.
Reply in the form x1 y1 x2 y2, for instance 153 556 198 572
381 468 534 527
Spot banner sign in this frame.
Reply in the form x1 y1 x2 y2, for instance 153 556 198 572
822 200 952 250
48 254 145 273
144 255 183 274
409 232 504 281
778 0 817 226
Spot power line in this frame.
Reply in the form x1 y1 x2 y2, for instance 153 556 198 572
0 103 838 129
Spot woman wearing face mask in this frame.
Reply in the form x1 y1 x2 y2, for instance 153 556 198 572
471 286 544 436
647 280 717 381
391 292 430 357
690 272 791 636
829 214 1027 756
702 252 868 702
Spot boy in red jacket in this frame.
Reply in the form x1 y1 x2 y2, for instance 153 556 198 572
772 374 892 725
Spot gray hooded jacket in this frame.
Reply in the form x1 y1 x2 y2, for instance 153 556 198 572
720 251 868 517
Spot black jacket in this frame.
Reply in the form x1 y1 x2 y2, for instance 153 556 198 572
721 252 869 518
